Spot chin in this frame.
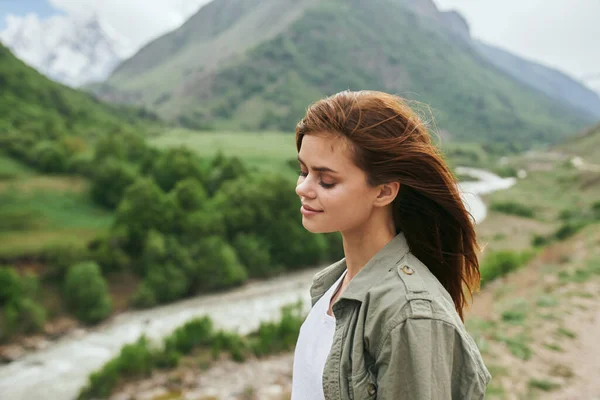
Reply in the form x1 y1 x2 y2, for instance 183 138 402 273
301 220 336 234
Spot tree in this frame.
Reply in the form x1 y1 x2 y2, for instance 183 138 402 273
0 267 46 340
114 177 171 256
206 152 248 196
189 236 248 292
150 147 207 192
90 158 138 208
31 140 68 173
64 262 112 324
213 173 328 269
131 232 193 306
232 233 276 278
171 178 208 212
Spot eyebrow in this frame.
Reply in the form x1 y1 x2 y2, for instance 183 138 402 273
297 156 338 174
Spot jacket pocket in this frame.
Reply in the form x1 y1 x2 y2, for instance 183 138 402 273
348 369 378 400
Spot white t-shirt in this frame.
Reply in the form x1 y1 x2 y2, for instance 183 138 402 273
291 270 347 400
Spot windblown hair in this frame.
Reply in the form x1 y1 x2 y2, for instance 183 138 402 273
296 90 481 321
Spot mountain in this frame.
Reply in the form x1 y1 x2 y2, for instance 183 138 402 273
0 13 130 87
0 42 156 137
93 0 595 146
472 41 600 119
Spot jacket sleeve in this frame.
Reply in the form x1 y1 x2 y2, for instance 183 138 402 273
375 318 490 399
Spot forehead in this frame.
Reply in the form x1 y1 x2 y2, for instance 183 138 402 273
298 133 354 167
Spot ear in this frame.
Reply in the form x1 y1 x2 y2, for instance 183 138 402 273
374 181 400 208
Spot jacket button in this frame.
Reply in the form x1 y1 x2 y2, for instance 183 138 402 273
401 265 414 275
367 383 377 396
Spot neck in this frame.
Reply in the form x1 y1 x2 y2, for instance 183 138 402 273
341 207 396 280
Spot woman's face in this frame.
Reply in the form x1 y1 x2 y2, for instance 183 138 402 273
296 133 381 234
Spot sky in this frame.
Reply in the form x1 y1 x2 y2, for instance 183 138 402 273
433 0 600 89
0 0 598 89
0 0 60 23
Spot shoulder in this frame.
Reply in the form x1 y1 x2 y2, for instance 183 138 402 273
364 253 490 384
377 317 492 392
361 252 466 353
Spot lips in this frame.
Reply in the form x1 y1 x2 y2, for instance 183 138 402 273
302 204 323 212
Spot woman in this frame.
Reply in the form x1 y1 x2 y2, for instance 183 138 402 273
290 91 491 399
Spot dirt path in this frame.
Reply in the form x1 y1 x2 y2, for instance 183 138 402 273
548 307 600 399
467 226 600 400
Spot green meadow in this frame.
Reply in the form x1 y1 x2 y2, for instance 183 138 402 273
149 129 299 172
0 154 113 259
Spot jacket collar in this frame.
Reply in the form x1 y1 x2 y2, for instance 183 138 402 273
310 232 410 305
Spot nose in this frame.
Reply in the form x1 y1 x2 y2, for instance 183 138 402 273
296 176 316 199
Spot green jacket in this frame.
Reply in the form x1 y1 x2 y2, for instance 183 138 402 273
310 232 491 399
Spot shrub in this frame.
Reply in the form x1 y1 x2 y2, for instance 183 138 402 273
78 303 305 399
0 268 46 341
191 236 248 292
531 234 549 248
90 158 138 209
0 267 22 304
491 166 518 178
130 282 157 309
177 209 226 240
164 317 214 354
31 140 69 173
64 262 112 324
66 153 94 177
114 177 171 256
490 201 535 218
554 222 585 241
39 242 91 281
13 297 46 334
233 233 275 278
77 336 157 400
149 147 207 192
144 263 189 304
249 302 304 357
480 250 535 285
88 233 131 273
592 201 600 219
211 331 249 362
117 336 156 377
206 153 248 196
171 177 208 212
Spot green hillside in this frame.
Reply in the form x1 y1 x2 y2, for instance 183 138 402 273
0 43 158 138
556 122 600 159
96 0 593 146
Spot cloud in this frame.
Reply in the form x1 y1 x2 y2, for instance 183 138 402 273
433 0 600 80
47 0 213 54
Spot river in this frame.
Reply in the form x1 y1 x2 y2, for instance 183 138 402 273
0 167 516 400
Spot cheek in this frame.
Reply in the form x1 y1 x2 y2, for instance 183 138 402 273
324 185 371 215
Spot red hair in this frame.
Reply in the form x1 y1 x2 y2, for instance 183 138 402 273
296 90 480 320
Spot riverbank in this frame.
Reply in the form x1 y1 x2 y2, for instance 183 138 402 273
0 267 319 400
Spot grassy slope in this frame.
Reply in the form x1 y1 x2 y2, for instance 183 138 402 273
96 0 316 108
468 224 600 399
0 155 113 259
0 41 163 257
476 121 600 253
0 43 157 137
149 129 298 172
555 122 600 160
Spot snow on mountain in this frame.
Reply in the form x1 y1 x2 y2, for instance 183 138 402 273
0 13 133 87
